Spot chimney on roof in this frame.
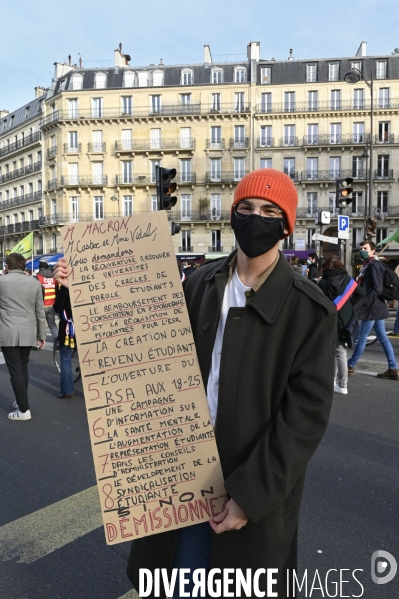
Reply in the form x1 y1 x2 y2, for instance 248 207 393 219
0 110 10 118
247 41 260 62
356 41 367 57
204 45 212 64
35 86 47 98
68 54 72 66
115 43 130 68
53 62 74 79
288 49 294 61
159 58 163 65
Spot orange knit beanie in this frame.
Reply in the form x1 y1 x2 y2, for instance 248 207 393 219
232 169 298 237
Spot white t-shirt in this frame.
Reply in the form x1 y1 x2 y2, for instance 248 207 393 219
206 268 251 426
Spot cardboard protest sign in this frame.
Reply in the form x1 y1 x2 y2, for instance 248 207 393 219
62 212 226 545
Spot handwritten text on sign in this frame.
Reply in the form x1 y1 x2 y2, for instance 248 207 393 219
62 212 225 545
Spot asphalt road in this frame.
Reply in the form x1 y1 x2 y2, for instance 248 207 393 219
0 325 398 599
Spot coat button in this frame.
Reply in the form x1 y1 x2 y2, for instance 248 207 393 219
203 322 210 330
297 281 303 286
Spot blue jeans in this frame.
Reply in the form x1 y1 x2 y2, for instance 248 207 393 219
393 304 399 334
171 522 212 598
59 344 74 394
348 319 397 370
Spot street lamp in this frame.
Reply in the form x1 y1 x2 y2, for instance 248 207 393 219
110 194 120 217
344 67 374 216
359 147 369 216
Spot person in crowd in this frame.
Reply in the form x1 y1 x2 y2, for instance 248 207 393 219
317 255 365 394
289 255 302 274
35 261 58 341
390 262 399 336
182 259 197 278
306 252 319 281
0 253 46 420
348 240 398 379
176 259 186 282
53 169 337 598
53 286 75 399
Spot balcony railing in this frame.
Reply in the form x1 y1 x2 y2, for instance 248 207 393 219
206 171 249 183
178 246 194 252
63 143 82 153
47 179 58 190
1 192 42 210
169 210 231 222
257 137 275 148
208 246 224 252
374 169 394 180
88 142 106 152
279 137 300 147
229 137 249 149
0 131 41 158
206 139 225 149
0 161 42 184
202 103 250 114
256 100 377 113
375 134 395 144
39 212 120 226
1 220 40 236
47 146 57 158
115 138 196 151
301 169 367 181
303 134 370 146
59 175 108 187
283 170 299 182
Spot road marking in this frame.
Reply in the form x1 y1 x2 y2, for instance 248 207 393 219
0 486 102 564
355 370 378 377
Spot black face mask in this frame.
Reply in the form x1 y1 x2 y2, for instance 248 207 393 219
231 212 286 258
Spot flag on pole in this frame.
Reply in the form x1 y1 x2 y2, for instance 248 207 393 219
377 228 399 246
9 232 34 259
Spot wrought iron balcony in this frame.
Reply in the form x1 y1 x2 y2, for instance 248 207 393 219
257 137 275 148
301 169 366 181
283 170 299 182
88 142 106 152
206 139 225 149
63 143 82 153
256 99 375 113
0 161 42 184
279 137 300 147
47 146 57 158
47 179 58 190
208 246 224 252
206 171 249 184
374 169 394 180
0 131 41 158
303 134 370 146
178 246 194 252
375 134 395 144
169 210 231 222
229 137 249 149
39 212 120 226
1 192 42 210
115 138 196 151
60 175 108 187
202 103 250 114
178 173 196 183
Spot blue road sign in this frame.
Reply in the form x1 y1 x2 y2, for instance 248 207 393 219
338 215 349 232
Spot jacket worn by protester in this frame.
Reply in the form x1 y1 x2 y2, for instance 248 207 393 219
354 258 389 321
127 251 337 598
307 262 319 281
35 266 57 307
0 270 46 346
318 269 365 342
53 286 74 344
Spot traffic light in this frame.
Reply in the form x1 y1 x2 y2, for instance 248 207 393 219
156 166 177 210
171 222 181 236
336 177 353 208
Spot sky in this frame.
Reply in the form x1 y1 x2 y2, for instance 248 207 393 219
1 0 399 112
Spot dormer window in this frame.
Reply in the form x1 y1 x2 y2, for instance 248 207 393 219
211 69 222 84
94 72 107 89
59 79 66 91
8 116 14 129
71 74 83 90
25 106 31 119
123 71 136 88
234 67 246 83
152 70 164 86
181 69 193 85
137 71 149 87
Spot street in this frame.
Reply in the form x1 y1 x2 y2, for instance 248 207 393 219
0 320 398 599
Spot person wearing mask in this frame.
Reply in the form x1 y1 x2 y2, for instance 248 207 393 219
35 261 58 341
306 252 319 281
318 255 365 394
348 240 398 379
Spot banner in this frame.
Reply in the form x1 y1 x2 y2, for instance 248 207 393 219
9 232 33 259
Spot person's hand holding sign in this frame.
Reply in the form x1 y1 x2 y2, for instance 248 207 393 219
210 498 249 534
53 257 69 288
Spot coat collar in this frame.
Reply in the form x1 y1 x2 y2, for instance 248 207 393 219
204 250 295 324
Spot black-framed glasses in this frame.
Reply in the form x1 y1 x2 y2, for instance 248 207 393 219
234 200 284 220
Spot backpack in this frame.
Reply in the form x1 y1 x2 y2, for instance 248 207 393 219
380 264 399 301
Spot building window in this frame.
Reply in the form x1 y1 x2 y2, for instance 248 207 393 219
260 92 272 113
308 91 318 111
211 93 221 112
284 157 295 179
122 161 133 184
331 90 341 110
211 229 222 251
306 64 317 82
91 98 103 118
330 123 342 144
181 194 191 220
69 163 79 185
152 70 164 86
151 160 161 183
25 106 30 119
211 70 222 84
283 124 296 146
180 127 192 149
260 67 271 84
181 70 193 85
260 126 272 147
351 192 363 215
353 89 364 109
121 96 132 115
181 94 192 107
329 63 339 81
376 61 387 79
68 99 78 118
181 230 191 251
94 72 107 89
352 227 363 248
69 131 78 151
378 122 390 143
137 71 149 87
353 122 365 143
307 193 318 216
377 155 390 178
51 199 56 215
94 196 104 220
234 68 246 83
150 128 161 149
92 161 103 185
123 195 133 216
307 228 316 249
151 195 158 211
233 158 245 180
71 74 83 90
234 92 245 112
71 196 79 222
377 191 388 213
307 123 319 145
210 193 221 219
151 95 162 114
123 71 135 88
284 92 295 112
260 158 272 169
306 157 318 180
210 158 221 181
92 130 103 152
122 129 132 150
376 228 388 244
330 157 341 178
283 234 294 250
351 61 362 72
379 88 390 108
352 156 363 178
210 126 222 147
180 159 192 183
234 125 245 147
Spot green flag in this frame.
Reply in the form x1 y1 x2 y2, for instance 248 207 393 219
9 232 34 258
377 228 399 246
